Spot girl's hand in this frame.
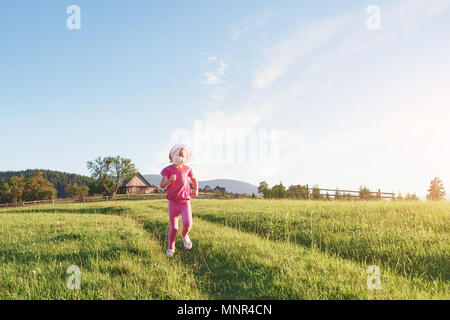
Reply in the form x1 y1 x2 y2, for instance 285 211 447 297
192 190 198 198
169 174 177 182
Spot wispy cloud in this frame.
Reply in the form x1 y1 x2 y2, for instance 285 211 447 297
207 56 217 62
231 11 273 41
387 0 450 30
203 59 228 85
199 56 234 101
252 17 349 90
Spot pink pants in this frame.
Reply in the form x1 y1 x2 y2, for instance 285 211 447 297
167 200 192 250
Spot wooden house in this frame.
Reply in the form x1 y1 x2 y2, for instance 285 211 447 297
118 173 159 194
200 185 213 193
214 186 226 193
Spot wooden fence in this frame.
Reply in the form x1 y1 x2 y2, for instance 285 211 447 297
0 192 218 209
0 186 395 209
303 185 394 200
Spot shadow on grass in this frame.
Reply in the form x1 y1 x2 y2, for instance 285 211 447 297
49 233 83 242
196 213 449 282
0 246 131 268
0 206 128 215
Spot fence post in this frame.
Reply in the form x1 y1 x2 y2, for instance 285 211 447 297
378 189 381 199
306 184 310 200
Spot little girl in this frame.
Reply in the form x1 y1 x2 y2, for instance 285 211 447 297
160 144 198 257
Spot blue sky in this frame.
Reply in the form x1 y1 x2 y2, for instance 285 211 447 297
1 0 449 198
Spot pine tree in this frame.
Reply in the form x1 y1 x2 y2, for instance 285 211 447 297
10 175 26 204
426 177 446 201
0 178 12 204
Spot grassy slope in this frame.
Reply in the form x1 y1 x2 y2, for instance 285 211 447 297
0 210 205 299
0 199 448 299
190 200 450 281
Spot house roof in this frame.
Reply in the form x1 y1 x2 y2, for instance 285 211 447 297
122 173 157 188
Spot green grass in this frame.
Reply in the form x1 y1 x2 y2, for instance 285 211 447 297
0 199 448 299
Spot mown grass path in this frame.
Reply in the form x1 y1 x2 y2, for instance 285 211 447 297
0 199 448 299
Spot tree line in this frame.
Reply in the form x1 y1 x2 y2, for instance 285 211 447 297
0 161 447 204
0 172 57 204
258 177 446 201
0 155 137 204
257 182 386 200
0 169 101 198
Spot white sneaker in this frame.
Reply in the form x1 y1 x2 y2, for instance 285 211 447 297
182 235 192 250
166 248 175 257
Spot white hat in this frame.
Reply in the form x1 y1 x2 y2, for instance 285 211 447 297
169 144 192 164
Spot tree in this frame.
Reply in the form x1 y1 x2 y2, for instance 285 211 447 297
405 193 419 201
23 172 57 201
311 185 322 200
271 182 286 199
359 186 373 200
87 156 137 197
65 183 89 198
334 188 343 200
286 185 308 199
0 169 96 198
87 157 114 193
0 178 12 204
426 177 446 201
87 179 106 196
10 175 26 204
258 181 270 198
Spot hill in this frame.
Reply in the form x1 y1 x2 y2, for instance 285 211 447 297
0 169 94 198
144 174 258 195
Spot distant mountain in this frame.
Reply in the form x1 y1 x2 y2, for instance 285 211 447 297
199 179 258 195
144 174 258 195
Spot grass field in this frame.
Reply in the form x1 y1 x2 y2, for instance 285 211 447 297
0 199 448 299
